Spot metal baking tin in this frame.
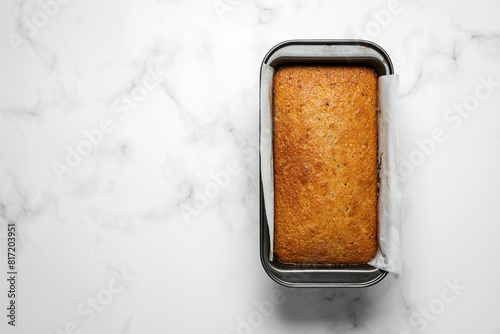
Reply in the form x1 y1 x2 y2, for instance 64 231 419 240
259 40 394 288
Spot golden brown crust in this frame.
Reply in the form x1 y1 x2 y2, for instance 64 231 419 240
272 65 378 265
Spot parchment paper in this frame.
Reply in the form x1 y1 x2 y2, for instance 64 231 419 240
368 74 401 273
260 66 401 273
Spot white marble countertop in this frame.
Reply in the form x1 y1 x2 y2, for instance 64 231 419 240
1 0 500 333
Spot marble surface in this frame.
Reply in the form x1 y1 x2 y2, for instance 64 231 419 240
1 0 500 333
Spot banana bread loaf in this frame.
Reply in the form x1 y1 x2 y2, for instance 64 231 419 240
273 65 378 265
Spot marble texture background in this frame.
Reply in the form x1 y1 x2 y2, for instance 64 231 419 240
1 0 499 333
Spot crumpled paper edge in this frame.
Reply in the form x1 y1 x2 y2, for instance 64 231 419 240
260 64 275 261
368 74 402 274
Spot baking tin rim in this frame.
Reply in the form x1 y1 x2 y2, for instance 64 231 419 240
259 39 394 288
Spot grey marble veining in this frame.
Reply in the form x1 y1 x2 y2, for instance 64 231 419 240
1 0 499 333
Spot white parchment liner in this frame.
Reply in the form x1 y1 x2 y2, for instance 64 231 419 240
260 65 401 274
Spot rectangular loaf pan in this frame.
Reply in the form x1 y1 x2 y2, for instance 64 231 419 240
259 39 394 288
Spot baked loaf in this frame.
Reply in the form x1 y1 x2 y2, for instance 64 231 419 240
273 65 378 265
